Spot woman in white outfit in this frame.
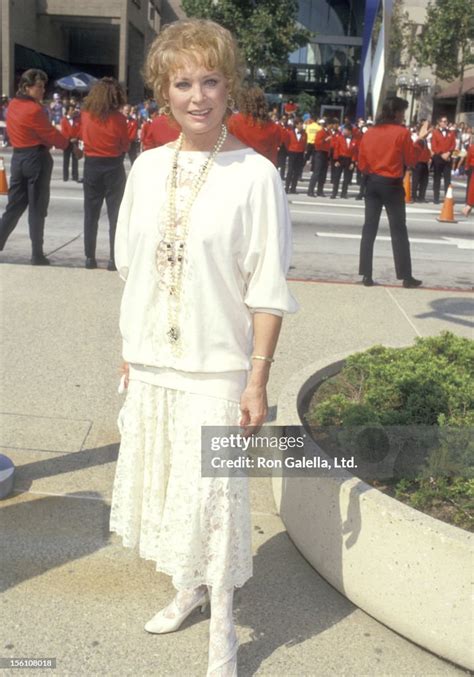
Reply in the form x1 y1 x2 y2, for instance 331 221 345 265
109 19 298 676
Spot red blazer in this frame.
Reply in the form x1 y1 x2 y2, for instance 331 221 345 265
6 96 68 150
79 110 130 157
333 134 358 161
125 116 138 142
227 113 285 165
329 131 340 154
431 128 456 155
314 128 332 152
358 124 421 178
141 115 180 150
414 140 431 164
465 144 474 169
60 114 81 141
285 128 307 153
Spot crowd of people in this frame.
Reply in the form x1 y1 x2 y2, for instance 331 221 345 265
0 68 473 272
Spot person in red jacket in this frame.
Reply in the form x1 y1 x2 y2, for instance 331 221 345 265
307 119 332 196
60 104 82 182
411 121 431 202
331 124 358 199
358 96 430 288
430 116 456 203
284 118 307 193
462 144 474 216
0 69 69 265
227 87 285 166
122 104 139 165
140 103 180 151
79 77 130 270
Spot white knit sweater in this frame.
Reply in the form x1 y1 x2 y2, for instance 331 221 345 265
115 145 298 374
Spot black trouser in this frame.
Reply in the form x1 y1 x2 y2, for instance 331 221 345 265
357 174 368 199
277 145 288 180
332 156 354 197
83 155 126 260
305 143 314 163
412 162 429 201
63 142 79 181
285 152 305 193
0 145 53 255
359 174 412 279
432 154 451 202
128 141 139 165
308 151 329 195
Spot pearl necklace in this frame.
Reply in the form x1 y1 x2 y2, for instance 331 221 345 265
155 123 228 353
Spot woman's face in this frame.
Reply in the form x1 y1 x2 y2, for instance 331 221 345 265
25 80 45 102
166 61 228 142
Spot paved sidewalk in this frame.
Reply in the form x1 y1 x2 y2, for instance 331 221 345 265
0 237 472 675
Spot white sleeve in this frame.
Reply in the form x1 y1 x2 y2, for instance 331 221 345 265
114 164 135 281
242 163 299 314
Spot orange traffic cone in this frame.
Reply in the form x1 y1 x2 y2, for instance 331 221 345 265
437 184 458 223
0 156 8 195
403 170 411 203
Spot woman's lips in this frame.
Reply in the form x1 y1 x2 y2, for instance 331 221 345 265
189 109 212 119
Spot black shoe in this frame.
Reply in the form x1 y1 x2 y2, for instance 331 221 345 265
307 191 315 197
362 276 374 287
433 199 440 205
403 277 422 288
316 192 326 197
330 195 336 199
76 178 83 184
85 257 98 269
107 259 117 271
63 178 68 182
355 195 363 200
31 254 51 266
341 194 348 199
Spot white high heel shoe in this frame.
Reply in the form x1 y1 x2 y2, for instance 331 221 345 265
144 588 209 634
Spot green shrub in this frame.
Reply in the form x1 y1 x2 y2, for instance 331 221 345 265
306 332 474 428
305 332 474 530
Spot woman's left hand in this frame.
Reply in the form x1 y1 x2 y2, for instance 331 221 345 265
239 384 268 436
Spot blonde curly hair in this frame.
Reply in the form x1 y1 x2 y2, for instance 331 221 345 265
144 19 244 110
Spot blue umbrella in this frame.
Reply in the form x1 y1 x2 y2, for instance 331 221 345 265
55 72 98 92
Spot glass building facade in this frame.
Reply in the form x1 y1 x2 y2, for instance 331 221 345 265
281 0 365 110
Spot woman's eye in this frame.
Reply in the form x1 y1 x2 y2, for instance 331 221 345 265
175 82 190 89
205 79 219 87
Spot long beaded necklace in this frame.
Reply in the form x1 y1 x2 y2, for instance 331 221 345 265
155 123 228 354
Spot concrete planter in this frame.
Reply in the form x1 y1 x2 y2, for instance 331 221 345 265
272 353 473 671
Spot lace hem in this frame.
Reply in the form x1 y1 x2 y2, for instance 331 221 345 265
109 380 253 591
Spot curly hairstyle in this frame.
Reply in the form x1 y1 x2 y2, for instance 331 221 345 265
239 87 269 125
144 19 244 113
82 77 127 120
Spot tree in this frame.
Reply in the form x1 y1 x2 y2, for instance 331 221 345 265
415 0 474 118
181 0 311 85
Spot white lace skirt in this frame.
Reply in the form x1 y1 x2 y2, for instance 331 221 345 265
109 379 253 591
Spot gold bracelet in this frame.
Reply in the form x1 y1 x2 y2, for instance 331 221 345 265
251 355 274 364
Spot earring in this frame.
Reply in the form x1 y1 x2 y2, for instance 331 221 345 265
227 96 235 111
162 102 171 116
